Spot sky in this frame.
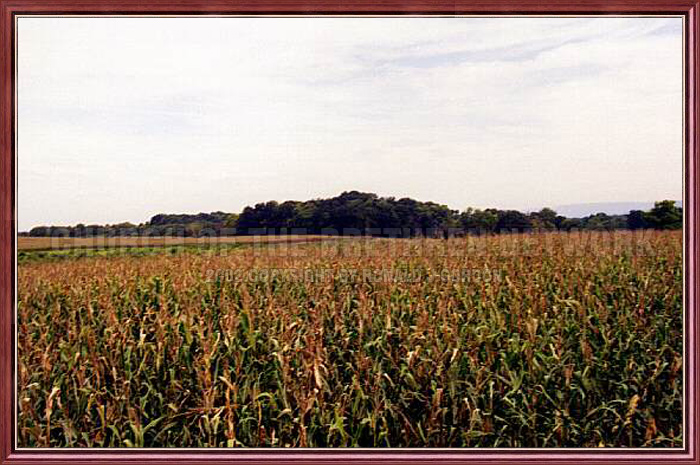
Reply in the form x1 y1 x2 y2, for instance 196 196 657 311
17 16 683 230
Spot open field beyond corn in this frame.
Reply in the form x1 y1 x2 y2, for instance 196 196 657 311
17 231 683 448
17 235 347 251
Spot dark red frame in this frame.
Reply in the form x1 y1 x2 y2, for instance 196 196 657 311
0 1 698 464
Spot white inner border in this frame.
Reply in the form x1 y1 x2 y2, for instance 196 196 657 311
12 13 688 453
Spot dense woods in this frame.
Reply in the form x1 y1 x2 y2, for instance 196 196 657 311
22 191 682 238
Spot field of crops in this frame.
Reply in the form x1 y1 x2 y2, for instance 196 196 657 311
17 230 683 448
17 235 345 251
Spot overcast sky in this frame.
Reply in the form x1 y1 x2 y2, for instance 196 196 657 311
17 16 683 230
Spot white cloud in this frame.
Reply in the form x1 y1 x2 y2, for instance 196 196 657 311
17 16 683 229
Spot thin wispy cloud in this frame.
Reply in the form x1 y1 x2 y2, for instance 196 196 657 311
17 16 682 230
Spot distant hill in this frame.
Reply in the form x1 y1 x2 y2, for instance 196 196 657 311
555 201 682 218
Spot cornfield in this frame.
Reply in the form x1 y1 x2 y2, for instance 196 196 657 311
17 230 683 448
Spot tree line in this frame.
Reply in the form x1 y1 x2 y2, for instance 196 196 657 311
21 191 682 238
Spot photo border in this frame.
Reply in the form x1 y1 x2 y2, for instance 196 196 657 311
1 1 698 464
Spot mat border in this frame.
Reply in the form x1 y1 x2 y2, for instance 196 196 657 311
1 2 697 464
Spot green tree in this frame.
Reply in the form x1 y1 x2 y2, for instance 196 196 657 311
645 200 682 230
530 208 558 230
460 208 498 234
627 210 649 230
